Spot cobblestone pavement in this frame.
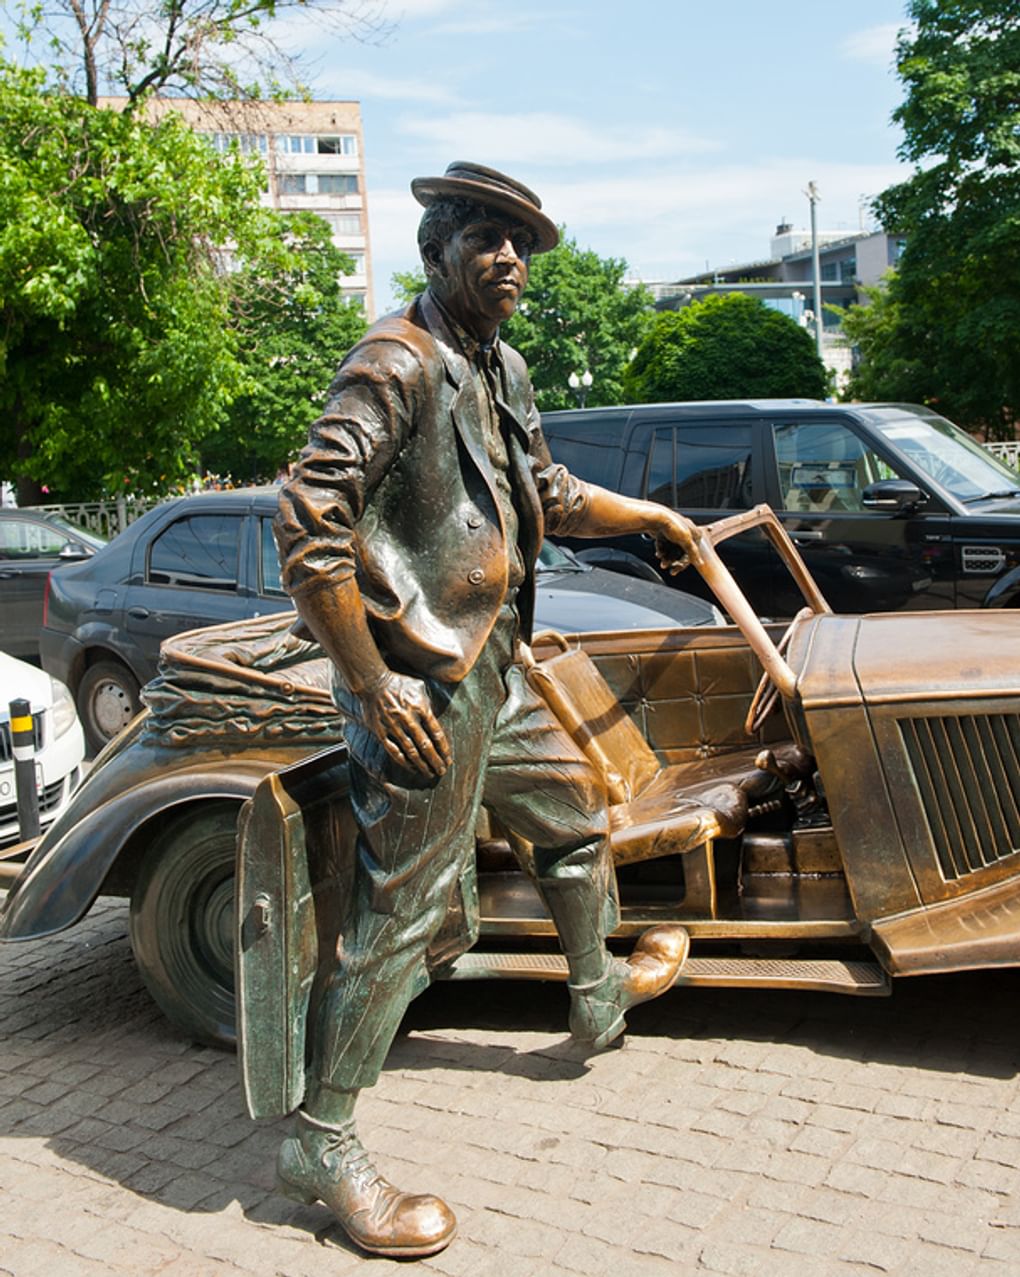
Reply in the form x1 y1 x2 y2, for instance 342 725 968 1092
1 897 1020 1276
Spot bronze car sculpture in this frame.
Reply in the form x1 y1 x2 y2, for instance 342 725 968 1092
2 503 1019 1068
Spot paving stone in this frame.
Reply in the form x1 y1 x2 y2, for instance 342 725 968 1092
2 897 1020 1274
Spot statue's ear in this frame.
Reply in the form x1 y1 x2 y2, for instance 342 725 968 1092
422 240 444 278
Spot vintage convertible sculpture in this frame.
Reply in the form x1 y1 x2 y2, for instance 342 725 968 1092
3 505 1019 1081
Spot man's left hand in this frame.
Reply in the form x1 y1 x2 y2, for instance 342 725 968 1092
654 510 696 577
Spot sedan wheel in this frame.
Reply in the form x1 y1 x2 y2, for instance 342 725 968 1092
78 659 141 753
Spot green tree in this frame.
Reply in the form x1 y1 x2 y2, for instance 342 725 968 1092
390 238 653 411
202 213 368 482
0 61 275 501
503 235 653 411
624 293 828 404
390 268 426 306
846 1 1020 434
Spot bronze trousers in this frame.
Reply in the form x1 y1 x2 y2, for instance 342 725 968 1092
311 607 613 1094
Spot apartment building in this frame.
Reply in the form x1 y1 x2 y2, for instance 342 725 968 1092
100 97 372 315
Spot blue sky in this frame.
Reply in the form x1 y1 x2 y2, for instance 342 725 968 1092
284 0 916 312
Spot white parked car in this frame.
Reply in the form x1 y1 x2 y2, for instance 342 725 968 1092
0 653 86 847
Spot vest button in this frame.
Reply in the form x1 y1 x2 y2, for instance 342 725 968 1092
468 568 485 585
467 513 483 529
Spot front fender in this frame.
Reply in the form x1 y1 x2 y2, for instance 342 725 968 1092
982 565 1020 608
0 743 307 942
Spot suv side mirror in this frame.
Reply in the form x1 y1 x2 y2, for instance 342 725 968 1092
861 479 926 513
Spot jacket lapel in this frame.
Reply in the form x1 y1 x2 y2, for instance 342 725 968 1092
419 292 499 495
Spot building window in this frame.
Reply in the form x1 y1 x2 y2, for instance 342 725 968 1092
278 173 359 196
276 133 358 156
317 173 359 195
206 132 268 155
277 135 316 154
320 212 362 234
316 135 358 155
342 252 365 274
839 257 856 284
820 261 838 282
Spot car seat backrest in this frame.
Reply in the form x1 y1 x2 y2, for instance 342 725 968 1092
526 637 661 804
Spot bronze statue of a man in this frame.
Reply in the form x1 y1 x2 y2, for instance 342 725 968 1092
273 162 694 1258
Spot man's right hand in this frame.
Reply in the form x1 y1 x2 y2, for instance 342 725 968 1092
361 672 452 779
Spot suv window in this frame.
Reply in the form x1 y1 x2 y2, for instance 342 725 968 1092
540 413 629 489
148 514 242 590
773 419 899 513
643 422 754 510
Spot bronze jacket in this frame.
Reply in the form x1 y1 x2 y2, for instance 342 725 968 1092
275 291 592 683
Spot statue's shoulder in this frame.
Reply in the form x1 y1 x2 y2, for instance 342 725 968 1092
348 298 438 368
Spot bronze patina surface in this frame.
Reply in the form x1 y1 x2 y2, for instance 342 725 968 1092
265 161 698 1258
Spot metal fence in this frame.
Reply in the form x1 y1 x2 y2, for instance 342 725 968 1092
31 496 160 539
984 442 1020 471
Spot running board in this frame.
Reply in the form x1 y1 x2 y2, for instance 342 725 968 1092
443 951 890 996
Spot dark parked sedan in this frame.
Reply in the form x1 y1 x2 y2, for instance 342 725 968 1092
41 487 722 752
0 509 105 660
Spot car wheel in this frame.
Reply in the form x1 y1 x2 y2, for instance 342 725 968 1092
128 801 239 1048
78 659 141 753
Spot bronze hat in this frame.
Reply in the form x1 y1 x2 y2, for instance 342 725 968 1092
411 161 559 254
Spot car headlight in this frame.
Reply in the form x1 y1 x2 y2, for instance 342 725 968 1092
49 677 79 739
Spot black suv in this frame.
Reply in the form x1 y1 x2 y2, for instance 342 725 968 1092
542 400 1020 618
41 487 721 752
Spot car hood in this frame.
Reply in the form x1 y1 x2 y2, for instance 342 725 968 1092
0 652 55 712
960 496 1020 519
534 566 722 632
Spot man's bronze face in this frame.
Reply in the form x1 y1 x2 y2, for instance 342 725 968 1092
428 214 535 341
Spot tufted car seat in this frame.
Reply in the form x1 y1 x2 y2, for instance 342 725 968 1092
525 637 812 914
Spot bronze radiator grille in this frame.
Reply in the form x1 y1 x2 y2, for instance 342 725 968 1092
898 713 1020 880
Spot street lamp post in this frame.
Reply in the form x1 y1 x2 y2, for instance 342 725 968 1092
568 369 593 408
805 181 823 362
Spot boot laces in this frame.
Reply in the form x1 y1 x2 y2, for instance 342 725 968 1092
317 1127 377 1186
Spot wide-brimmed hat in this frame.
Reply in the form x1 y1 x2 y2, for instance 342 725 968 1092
411 161 559 254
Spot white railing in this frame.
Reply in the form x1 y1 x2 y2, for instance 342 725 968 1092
32 496 161 538
984 442 1020 471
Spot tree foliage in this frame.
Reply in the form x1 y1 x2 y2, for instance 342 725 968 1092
624 293 828 404
503 234 653 411
0 60 366 500
203 213 368 482
0 61 265 500
846 0 1020 434
391 236 654 411
7 0 391 107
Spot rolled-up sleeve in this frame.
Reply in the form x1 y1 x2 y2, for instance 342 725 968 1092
275 339 422 600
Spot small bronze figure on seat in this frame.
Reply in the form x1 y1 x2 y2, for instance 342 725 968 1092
273 161 696 1258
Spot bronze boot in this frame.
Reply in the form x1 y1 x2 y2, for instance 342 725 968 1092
568 924 690 1049
276 1115 456 1258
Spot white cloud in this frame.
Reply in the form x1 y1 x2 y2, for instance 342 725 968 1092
841 22 908 67
314 67 460 103
398 111 717 166
433 8 544 34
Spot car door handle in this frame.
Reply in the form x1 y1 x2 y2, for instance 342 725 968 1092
127 606 150 620
789 530 823 542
